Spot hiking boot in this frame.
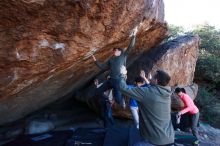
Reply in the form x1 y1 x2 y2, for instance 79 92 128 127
176 128 180 132
193 140 200 146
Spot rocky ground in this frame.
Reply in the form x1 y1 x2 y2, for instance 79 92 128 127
0 99 220 146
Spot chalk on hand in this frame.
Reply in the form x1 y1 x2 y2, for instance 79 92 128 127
148 73 152 80
129 26 138 37
83 48 98 60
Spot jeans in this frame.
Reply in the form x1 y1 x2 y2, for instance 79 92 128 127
130 106 139 129
96 78 125 108
190 112 200 139
100 99 115 127
129 127 174 146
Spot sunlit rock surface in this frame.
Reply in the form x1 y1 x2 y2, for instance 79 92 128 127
0 0 167 124
127 35 200 86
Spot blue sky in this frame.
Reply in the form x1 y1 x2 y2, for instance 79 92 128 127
164 0 220 29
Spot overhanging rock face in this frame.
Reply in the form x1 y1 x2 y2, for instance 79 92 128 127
75 35 200 118
0 0 167 124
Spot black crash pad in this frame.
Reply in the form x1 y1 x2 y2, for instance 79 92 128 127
3 130 73 146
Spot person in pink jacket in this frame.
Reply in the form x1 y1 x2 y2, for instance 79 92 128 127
175 87 200 144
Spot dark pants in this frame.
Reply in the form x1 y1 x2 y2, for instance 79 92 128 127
96 78 125 107
129 127 174 146
100 99 115 127
190 112 200 139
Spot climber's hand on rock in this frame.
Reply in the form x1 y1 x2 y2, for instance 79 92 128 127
133 26 138 36
140 70 146 79
130 26 138 37
91 54 96 61
140 70 150 84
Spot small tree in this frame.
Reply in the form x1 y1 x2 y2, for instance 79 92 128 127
191 24 220 84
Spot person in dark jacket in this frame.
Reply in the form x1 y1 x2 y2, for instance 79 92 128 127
91 27 138 108
94 78 115 128
119 66 175 146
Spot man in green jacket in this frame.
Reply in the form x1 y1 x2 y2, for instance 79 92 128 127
119 66 175 146
91 27 138 109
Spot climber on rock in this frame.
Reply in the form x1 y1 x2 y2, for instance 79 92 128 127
91 26 139 109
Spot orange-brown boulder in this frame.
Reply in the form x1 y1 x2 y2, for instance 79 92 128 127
127 35 200 86
0 0 167 124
